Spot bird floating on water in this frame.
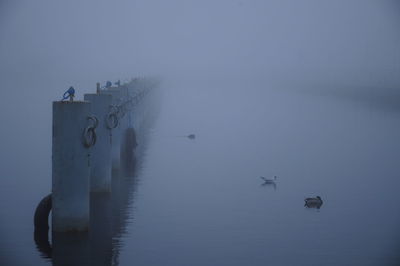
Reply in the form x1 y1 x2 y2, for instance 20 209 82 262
304 196 323 209
260 176 277 190
187 134 196 139
175 134 196 139
260 176 277 182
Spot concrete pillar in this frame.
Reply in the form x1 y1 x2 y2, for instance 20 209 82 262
84 94 112 193
100 88 124 170
118 86 130 131
132 92 145 131
52 101 91 232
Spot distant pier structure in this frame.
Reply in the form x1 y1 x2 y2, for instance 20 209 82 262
42 78 160 232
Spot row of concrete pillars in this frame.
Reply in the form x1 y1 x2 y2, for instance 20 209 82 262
51 82 148 232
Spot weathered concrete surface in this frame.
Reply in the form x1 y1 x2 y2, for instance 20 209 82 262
84 93 112 193
100 88 123 170
52 101 91 232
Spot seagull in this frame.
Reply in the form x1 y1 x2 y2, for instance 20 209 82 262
260 176 277 190
260 176 277 182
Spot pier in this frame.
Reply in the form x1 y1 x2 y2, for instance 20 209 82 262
35 78 159 234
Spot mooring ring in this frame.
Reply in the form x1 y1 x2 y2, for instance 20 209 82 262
106 112 119 129
83 116 98 148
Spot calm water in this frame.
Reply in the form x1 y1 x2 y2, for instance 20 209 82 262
1 84 400 266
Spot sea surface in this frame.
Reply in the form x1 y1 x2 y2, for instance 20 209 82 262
1 83 400 266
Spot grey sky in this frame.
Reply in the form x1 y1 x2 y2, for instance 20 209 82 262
1 0 399 87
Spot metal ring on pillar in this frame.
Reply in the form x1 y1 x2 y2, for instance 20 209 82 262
88 116 99 128
109 105 119 115
83 116 98 148
83 128 96 148
106 112 118 129
117 105 126 119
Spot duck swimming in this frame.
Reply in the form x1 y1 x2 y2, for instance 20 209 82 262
304 196 323 209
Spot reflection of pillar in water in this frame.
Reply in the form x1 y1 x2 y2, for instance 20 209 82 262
121 127 137 176
90 193 113 266
111 169 134 258
52 232 89 266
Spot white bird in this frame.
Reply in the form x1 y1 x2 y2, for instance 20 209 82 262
260 176 277 190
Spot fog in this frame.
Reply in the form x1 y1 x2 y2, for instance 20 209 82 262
1 0 400 87
1 1 400 265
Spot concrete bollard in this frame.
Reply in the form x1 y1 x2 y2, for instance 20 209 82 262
117 86 130 132
84 93 113 193
100 88 123 170
52 101 92 232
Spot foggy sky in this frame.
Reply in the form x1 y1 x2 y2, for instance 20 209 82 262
1 2 400 265
0 0 399 88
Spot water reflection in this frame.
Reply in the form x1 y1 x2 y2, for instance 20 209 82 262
120 128 138 176
52 232 90 266
33 125 152 266
34 228 52 260
34 194 52 260
25 86 400 266
33 192 116 265
33 88 159 265
90 193 112 266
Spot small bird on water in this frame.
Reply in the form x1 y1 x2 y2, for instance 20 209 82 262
175 134 196 139
260 176 278 190
260 176 277 183
304 196 323 209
